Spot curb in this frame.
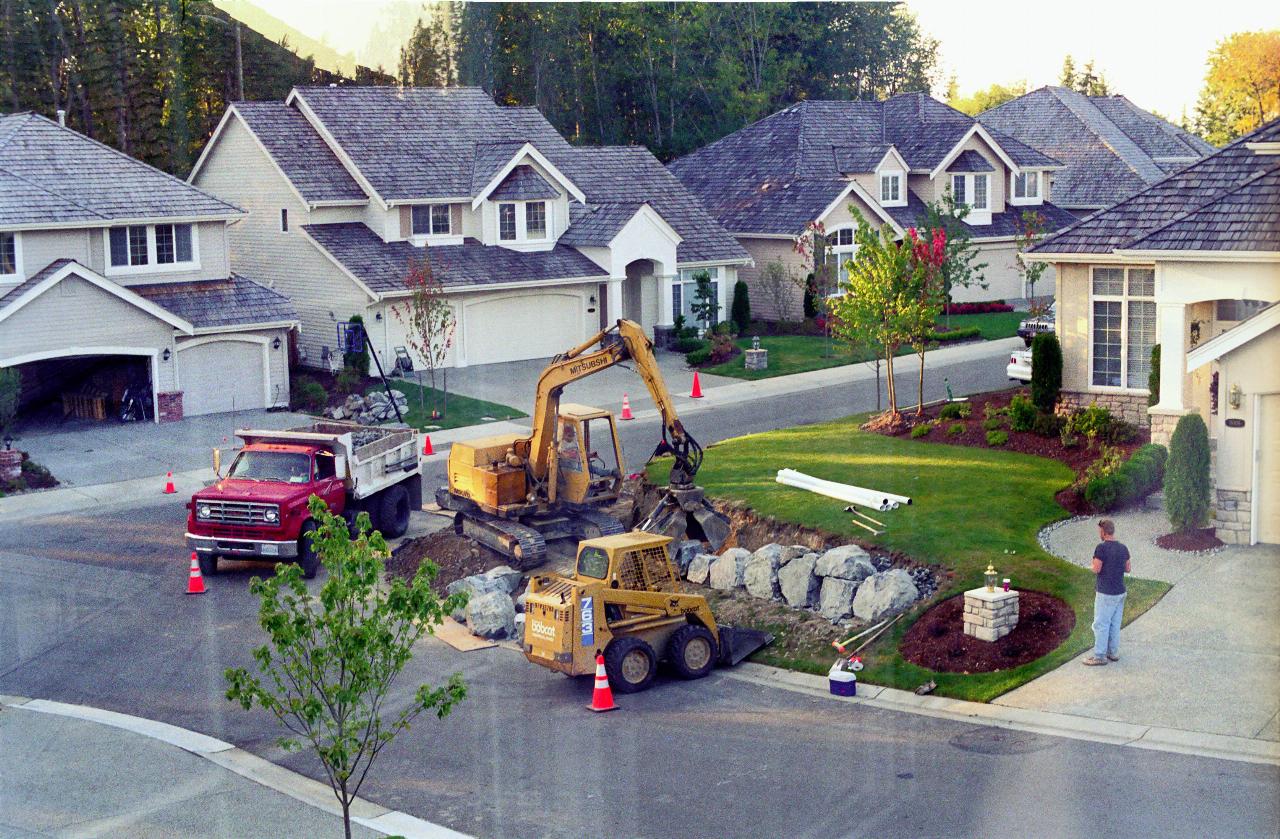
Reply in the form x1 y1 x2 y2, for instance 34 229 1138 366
0 696 470 839
722 663 1280 766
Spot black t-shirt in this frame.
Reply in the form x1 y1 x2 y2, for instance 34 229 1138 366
1094 540 1129 595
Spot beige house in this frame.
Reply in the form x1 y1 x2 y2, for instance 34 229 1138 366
669 94 1079 319
1029 120 1280 545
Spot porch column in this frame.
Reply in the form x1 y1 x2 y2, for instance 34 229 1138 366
607 278 623 327
659 274 675 326
1149 301 1190 446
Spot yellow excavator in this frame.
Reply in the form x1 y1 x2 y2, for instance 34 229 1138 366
436 319 731 569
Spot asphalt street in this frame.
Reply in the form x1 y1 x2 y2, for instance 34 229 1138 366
3 350 1277 838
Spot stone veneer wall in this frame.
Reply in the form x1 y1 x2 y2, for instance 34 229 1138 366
1148 412 1181 447
1057 390 1151 428
157 391 184 424
1214 489 1252 545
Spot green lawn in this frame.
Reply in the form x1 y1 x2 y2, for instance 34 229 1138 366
370 380 525 431
938 310 1028 340
656 417 1169 702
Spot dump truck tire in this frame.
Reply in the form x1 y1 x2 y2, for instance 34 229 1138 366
197 554 219 577
298 520 320 579
604 636 657 694
378 485 411 538
668 624 716 680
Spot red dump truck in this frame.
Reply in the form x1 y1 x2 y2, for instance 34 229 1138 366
185 421 422 578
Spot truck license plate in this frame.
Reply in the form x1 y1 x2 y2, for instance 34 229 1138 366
261 544 279 556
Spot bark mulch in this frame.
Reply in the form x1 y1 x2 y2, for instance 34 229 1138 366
385 529 507 591
1155 528 1225 552
899 591 1075 673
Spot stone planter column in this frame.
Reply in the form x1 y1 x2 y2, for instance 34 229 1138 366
963 587 1019 642
0 448 21 482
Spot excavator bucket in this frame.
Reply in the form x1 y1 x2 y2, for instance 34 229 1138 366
637 484 732 551
717 626 774 666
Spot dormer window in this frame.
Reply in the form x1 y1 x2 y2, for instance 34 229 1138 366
879 173 901 204
973 175 987 210
526 202 546 238
1 231 20 279
1012 171 1042 205
497 200 550 243
950 174 988 211
411 204 452 237
499 203 517 240
951 175 966 206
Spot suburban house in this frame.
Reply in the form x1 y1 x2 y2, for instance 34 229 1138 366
188 86 748 370
0 113 297 422
978 86 1215 214
667 92 1078 319
1028 119 1280 546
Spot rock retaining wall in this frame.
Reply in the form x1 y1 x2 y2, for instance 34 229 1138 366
1058 390 1150 428
1214 488 1253 545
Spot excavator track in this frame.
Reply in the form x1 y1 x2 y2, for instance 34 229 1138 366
568 508 626 541
453 510 547 570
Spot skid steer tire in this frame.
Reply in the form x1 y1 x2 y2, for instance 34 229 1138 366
604 637 657 694
668 624 717 680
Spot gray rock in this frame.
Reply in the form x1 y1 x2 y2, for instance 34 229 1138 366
686 553 714 585
852 569 919 622
815 545 875 581
514 589 528 613
465 590 516 639
819 576 859 622
778 552 821 608
708 547 751 591
743 551 782 600
671 540 702 575
446 574 501 623
750 543 788 567
484 565 524 595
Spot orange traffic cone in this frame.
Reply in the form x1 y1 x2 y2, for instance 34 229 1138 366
422 435 434 456
186 552 206 595
163 471 176 494
620 393 634 421
690 372 704 399
587 653 618 712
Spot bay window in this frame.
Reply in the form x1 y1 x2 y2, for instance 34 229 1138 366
673 266 720 325
972 174 988 210
107 223 196 272
951 175 966 206
1091 267 1155 389
496 200 548 242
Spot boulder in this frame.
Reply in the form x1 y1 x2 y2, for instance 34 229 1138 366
743 551 782 600
671 540 702 576
484 565 524 595
344 394 365 412
686 553 714 585
514 589 528 614
815 545 875 582
465 590 516 639
708 547 751 591
778 552 821 609
446 574 502 623
852 569 919 622
818 576 859 622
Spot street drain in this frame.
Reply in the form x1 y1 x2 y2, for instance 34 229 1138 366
949 729 1057 755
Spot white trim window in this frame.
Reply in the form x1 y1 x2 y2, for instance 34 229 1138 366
498 203 517 241
972 174 988 210
674 266 720 325
949 174 989 210
525 202 547 238
496 200 549 243
106 223 198 274
951 175 966 206
1090 266 1156 389
1013 171 1040 201
879 172 902 205
412 204 452 237
825 226 857 285
0 231 19 279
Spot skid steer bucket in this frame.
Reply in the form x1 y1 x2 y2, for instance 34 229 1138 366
637 484 732 551
717 626 774 666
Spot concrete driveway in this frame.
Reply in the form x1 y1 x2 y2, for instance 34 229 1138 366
999 511 1280 742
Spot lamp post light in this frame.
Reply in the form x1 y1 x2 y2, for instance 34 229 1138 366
985 563 998 593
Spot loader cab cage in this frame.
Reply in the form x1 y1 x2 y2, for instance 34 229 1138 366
577 547 609 579
616 545 674 591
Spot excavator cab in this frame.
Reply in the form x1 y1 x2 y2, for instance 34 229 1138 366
553 404 623 506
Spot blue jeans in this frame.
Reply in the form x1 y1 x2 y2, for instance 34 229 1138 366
1092 592 1126 659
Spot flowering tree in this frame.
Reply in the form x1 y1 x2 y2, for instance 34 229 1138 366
393 258 455 419
904 227 949 414
1015 210 1050 310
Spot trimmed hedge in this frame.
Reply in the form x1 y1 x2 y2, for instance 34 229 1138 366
910 424 931 439
942 301 1013 314
928 326 983 343
685 346 712 366
732 280 751 334
1030 332 1062 413
1148 344 1161 407
1008 394 1036 432
939 401 971 420
1166 413 1211 531
1085 443 1168 512
675 337 707 354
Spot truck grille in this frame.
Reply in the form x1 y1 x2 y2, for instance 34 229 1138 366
201 501 278 525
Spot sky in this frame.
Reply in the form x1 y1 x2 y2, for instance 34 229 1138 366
252 0 1277 119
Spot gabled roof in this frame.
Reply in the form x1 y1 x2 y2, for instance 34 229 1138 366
132 275 299 330
0 113 243 229
488 165 560 201
979 86 1215 209
1186 301 1279 371
559 202 645 247
668 93 1059 236
881 193 1079 240
0 258 193 332
302 222 609 295
215 102 366 204
1033 119 1280 255
949 149 995 173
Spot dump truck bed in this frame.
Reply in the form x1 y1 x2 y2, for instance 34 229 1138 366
236 421 419 499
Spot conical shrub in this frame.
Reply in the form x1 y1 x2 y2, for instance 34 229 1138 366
1165 412 1211 532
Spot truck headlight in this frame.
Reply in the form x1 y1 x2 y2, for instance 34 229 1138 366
197 504 212 520
263 506 279 524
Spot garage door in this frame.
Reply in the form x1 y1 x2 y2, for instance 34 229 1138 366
1258 395 1280 545
178 340 265 416
464 293 582 366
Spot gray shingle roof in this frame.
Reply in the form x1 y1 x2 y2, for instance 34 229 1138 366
949 150 995 172
668 93 1060 236
488 165 559 200
1033 119 1280 254
303 222 608 294
0 257 72 306
559 202 644 246
132 275 299 328
881 192 1079 239
471 141 529 194
979 87 1215 209
0 113 243 227
230 103 366 204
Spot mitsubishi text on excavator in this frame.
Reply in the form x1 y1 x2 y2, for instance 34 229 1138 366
437 319 730 569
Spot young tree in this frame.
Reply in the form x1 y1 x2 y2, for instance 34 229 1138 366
226 496 466 839
923 192 987 324
689 269 719 331
343 315 370 376
1165 413 1212 533
1194 30 1280 145
903 227 948 414
756 261 801 326
1060 54 1110 95
1015 210 1050 305
393 258 456 419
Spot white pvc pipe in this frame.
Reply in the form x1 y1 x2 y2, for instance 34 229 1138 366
776 469 892 512
881 491 913 506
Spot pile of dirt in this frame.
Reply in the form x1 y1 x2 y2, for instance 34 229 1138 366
899 591 1075 673
385 528 507 591
1155 528 1224 552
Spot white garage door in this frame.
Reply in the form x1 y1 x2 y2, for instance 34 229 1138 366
464 293 582 366
179 340 265 416
1258 394 1280 545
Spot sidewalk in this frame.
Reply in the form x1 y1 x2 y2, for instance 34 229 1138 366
0 697 466 839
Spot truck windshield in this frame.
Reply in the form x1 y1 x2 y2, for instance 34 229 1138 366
228 451 312 483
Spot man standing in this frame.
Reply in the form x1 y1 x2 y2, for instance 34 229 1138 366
1083 518 1131 666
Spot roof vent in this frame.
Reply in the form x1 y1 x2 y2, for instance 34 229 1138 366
329 83 338 88
56 109 66 127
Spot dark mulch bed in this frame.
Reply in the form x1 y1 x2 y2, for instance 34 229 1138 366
1156 528 1224 552
385 528 507 591
900 591 1075 673
2 454 60 496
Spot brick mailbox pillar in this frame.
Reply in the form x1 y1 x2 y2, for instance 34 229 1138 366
0 449 21 482
963 587 1019 642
